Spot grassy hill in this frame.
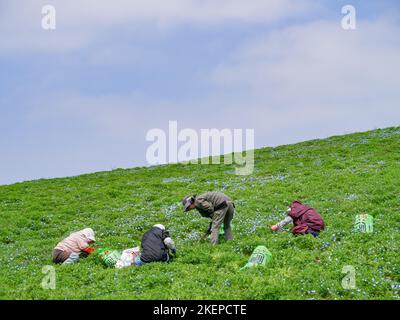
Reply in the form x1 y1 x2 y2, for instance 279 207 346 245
0 127 399 300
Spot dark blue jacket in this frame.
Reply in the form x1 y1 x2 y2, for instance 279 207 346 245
140 227 170 263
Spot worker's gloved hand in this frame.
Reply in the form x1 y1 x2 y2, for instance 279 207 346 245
200 222 212 241
270 225 279 232
171 248 176 255
83 246 95 254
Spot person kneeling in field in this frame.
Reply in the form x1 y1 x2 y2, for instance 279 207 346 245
134 224 176 266
270 201 325 237
52 228 96 265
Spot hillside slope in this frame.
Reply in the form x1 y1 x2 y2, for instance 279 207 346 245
0 127 399 300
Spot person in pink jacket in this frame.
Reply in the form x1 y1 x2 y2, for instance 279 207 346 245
271 201 325 237
52 228 96 265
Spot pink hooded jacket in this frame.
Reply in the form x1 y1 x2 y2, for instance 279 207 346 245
288 201 325 235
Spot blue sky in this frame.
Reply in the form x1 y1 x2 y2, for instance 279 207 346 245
1 0 399 185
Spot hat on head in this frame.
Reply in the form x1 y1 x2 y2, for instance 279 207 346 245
82 228 96 242
153 224 165 231
182 195 195 212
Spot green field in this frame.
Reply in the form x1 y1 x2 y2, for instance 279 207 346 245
0 127 399 300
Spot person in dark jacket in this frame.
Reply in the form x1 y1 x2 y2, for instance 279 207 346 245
182 192 235 245
270 201 325 237
136 224 176 266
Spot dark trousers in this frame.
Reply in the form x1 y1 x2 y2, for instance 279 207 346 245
52 249 71 263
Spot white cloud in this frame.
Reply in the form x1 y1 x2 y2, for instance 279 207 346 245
213 18 400 96
0 0 313 53
209 17 400 145
27 11 400 158
42 0 312 26
213 19 400 120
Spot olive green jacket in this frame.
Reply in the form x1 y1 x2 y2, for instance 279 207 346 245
194 192 232 218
